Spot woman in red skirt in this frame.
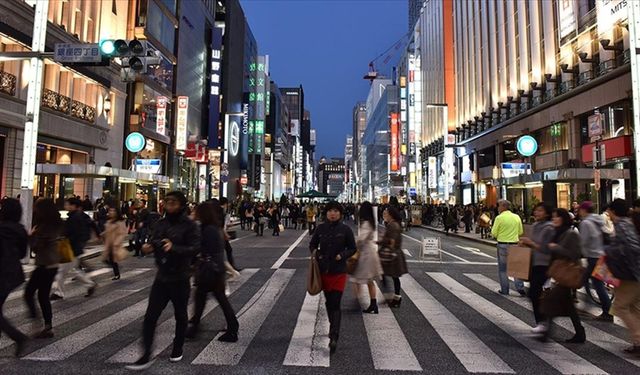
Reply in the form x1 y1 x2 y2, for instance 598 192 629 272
309 201 356 353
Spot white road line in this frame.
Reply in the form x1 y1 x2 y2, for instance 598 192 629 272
283 293 330 367
455 245 496 259
402 248 413 257
271 231 308 269
107 269 259 363
192 268 295 365
357 284 422 371
1 269 151 351
401 233 470 262
465 273 640 368
428 272 607 375
25 299 150 361
402 275 514 373
407 260 497 265
8 268 112 302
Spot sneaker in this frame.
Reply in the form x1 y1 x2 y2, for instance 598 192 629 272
531 323 548 334
169 348 183 363
595 313 614 322
497 290 509 296
50 294 63 301
125 355 155 371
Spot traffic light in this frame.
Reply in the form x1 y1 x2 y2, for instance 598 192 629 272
99 39 162 81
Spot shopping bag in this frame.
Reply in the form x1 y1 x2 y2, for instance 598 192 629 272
548 259 585 289
591 256 621 288
507 245 531 281
278 224 285 232
57 238 75 264
307 250 322 295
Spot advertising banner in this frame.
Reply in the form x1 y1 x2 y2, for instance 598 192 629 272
428 156 437 188
390 113 399 172
557 0 577 42
175 96 189 151
597 0 628 35
156 96 167 136
207 26 223 148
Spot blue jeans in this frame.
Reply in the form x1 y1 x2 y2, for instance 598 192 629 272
584 257 611 315
497 244 524 294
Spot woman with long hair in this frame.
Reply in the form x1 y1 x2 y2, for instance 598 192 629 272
102 205 128 280
351 202 383 314
186 201 238 342
379 206 408 308
519 202 555 334
537 208 585 343
24 199 63 338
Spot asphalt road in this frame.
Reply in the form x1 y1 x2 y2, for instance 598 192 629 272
1 221 637 374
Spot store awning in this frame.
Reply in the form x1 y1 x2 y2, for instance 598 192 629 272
36 163 170 187
502 168 629 186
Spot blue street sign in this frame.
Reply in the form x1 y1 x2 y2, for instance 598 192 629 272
516 135 538 157
125 132 145 153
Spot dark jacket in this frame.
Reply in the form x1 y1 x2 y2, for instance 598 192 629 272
199 224 225 274
379 221 408 277
149 211 201 282
309 221 356 274
31 225 62 267
66 210 92 256
0 222 28 293
605 217 640 281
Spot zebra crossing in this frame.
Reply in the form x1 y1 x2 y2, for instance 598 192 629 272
3 266 639 374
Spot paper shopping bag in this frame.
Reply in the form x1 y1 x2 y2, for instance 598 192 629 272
591 256 621 288
507 245 532 281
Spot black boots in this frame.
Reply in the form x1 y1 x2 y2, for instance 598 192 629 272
328 309 341 354
566 326 586 344
363 299 379 314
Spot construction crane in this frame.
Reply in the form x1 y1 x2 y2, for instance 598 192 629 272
364 32 412 82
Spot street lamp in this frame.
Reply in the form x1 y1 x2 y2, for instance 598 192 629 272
425 103 451 203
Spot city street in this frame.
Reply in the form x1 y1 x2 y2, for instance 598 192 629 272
1 224 636 375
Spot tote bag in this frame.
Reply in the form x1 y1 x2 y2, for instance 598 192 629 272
307 250 322 295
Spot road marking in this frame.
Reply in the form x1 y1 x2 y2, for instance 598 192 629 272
192 268 295 365
407 260 497 265
357 284 422 371
402 275 514 373
1 269 151 351
402 248 412 257
455 245 496 259
428 272 607 375
401 233 470 263
25 297 151 361
271 231 308 269
465 273 640 368
283 293 330 367
107 269 259 363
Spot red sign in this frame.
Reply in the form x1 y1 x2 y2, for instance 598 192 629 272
390 113 399 172
185 142 207 162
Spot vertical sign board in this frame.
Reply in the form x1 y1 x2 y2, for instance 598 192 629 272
557 0 577 42
208 26 223 148
390 113 399 172
588 112 603 139
175 96 189 151
240 102 249 170
597 0 628 35
428 156 437 188
156 96 167 136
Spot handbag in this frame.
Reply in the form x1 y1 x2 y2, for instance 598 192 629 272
278 224 285 232
378 246 397 263
57 238 74 264
593 256 621 287
346 249 360 274
547 259 585 289
307 250 322 295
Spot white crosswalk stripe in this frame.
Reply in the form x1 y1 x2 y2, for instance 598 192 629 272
465 273 640 368
428 272 608 375
283 292 330 367
107 268 259 363
192 268 295 365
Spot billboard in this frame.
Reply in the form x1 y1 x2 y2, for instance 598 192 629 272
428 156 437 189
156 96 167 136
207 26 223 148
390 113 399 172
175 96 189 151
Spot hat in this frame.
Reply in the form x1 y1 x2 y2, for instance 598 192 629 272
324 200 344 214
579 201 593 211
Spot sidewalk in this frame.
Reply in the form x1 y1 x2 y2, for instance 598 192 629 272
419 225 498 247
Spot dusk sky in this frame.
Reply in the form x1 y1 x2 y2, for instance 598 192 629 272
241 0 408 160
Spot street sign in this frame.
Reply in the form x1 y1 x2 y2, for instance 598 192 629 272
420 237 441 261
516 135 538 157
594 169 601 191
588 112 603 138
134 159 161 174
125 132 145 153
54 43 101 63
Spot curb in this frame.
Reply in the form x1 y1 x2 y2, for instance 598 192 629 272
419 225 498 247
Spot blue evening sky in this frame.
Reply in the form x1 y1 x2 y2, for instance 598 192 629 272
241 0 408 160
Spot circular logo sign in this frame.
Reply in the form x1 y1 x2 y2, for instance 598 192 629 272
229 121 240 157
125 132 146 153
516 135 538 157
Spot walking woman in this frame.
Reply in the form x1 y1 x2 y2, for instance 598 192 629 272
102 205 128 280
24 199 63 339
309 201 356 353
254 204 266 236
0 198 29 356
186 201 238 342
270 204 281 236
537 208 586 343
379 206 407 307
519 202 555 334
351 201 383 314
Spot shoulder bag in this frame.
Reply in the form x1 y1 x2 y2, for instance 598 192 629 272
307 250 323 295
57 237 75 264
547 258 584 288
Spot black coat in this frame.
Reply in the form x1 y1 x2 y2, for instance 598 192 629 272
309 221 356 274
0 222 28 293
149 211 201 282
199 224 225 274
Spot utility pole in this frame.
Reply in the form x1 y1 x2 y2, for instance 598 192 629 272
629 2 640 196
20 0 49 260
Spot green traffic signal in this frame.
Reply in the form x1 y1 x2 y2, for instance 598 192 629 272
99 39 115 56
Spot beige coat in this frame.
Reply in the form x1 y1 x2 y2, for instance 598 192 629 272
102 220 128 262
